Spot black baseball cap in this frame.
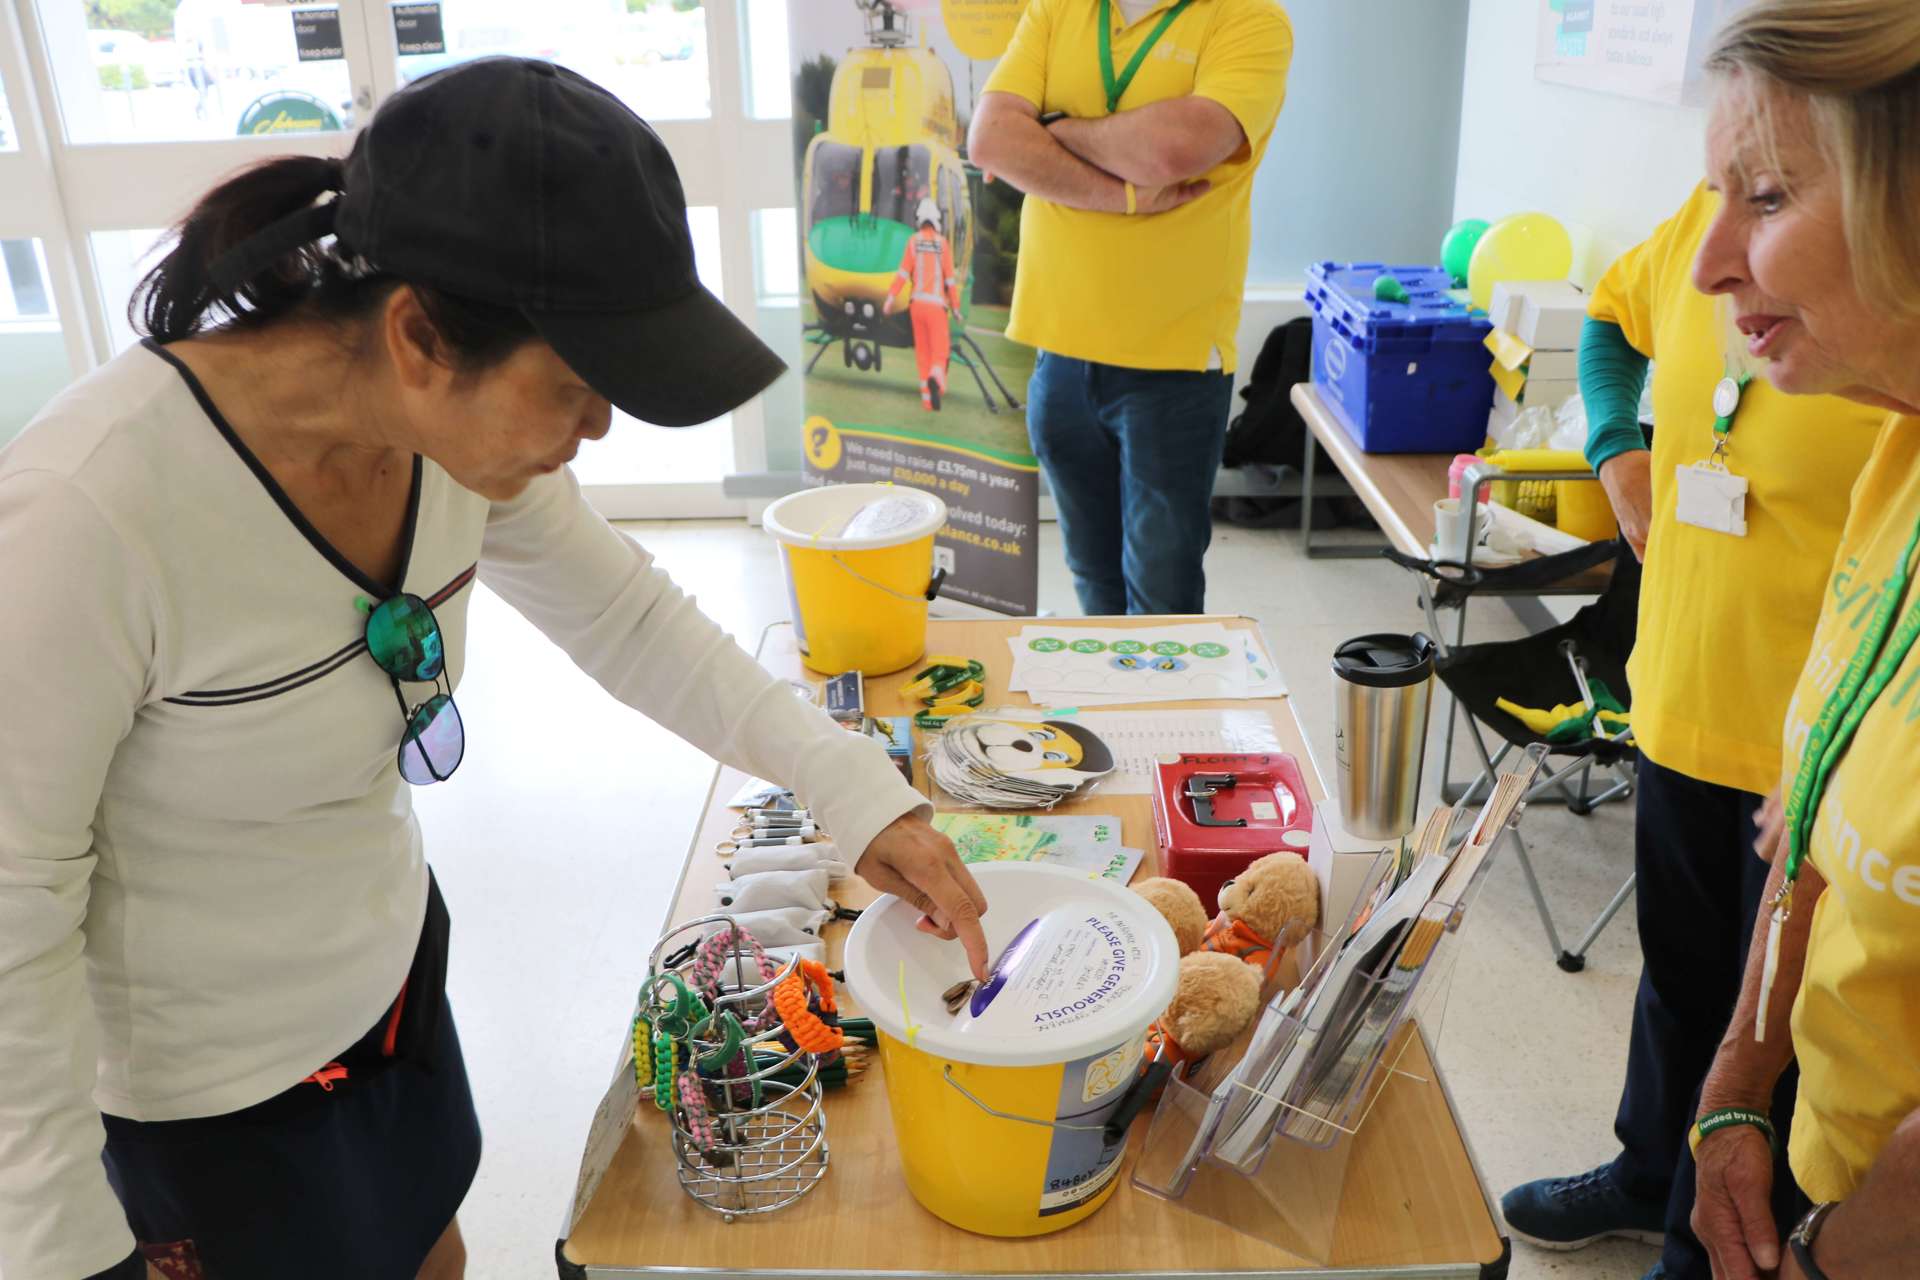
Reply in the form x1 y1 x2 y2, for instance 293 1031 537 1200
241 57 785 426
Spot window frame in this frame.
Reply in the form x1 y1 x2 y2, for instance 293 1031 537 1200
0 0 796 518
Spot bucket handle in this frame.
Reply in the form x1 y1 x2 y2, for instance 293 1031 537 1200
939 1064 1111 1134
829 554 947 604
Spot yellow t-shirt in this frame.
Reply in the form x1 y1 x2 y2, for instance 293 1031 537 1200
1587 184 1883 794
1780 414 1920 1202
983 0 1293 372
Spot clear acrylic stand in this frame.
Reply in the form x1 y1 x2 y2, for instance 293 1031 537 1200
1132 747 1541 1266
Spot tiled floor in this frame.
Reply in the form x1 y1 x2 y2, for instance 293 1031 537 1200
415 516 1654 1280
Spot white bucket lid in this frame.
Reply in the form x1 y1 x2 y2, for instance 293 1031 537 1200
844 863 1180 1067
763 483 947 552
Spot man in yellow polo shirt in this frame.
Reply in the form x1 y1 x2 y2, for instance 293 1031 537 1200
968 0 1292 614
1498 184 1883 1280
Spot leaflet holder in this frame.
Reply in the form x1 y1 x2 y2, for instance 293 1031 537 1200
1132 747 1541 1267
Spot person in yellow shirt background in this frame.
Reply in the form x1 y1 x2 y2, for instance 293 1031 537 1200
1496 182 1884 1277
967 0 1292 615
1676 2 1920 1278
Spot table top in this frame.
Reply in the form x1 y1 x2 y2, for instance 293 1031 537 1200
1294 382 1612 595
559 616 1505 1277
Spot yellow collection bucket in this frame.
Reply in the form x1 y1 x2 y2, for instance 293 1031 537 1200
762 483 948 676
844 864 1180 1237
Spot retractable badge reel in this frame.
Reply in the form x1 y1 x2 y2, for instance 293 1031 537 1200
1676 374 1751 537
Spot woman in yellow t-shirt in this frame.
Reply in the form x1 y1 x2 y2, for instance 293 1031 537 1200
1498 187 1881 1280
1684 3 1920 1279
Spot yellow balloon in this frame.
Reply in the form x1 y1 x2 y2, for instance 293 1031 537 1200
1468 213 1574 312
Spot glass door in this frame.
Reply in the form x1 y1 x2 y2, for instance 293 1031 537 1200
0 0 798 518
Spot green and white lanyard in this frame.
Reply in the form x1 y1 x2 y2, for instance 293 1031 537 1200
1098 0 1193 114
1758 512 1920 1040
1709 369 1754 465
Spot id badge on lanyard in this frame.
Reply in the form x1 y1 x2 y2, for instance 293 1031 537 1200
1676 373 1751 538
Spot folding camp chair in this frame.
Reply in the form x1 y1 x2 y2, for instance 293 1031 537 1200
1388 537 1643 972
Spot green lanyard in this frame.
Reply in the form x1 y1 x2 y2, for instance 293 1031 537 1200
1758 510 1920 1042
1781 512 1920 890
1098 0 1193 114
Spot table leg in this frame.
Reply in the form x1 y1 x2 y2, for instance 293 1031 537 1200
1300 421 1385 561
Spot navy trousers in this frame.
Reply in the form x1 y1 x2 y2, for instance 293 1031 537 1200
1609 756 1802 1279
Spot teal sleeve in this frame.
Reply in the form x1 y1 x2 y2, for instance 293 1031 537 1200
1580 317 1652 473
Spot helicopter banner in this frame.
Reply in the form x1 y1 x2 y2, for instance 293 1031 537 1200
792 0 1041 616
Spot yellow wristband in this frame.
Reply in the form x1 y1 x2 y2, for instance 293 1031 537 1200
1124 181 1137 215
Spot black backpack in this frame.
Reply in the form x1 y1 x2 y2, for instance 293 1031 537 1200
1215 318 1373 529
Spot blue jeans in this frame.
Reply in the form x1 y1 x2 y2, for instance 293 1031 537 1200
1026 352 1233 615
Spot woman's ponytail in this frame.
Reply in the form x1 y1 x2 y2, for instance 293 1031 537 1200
133 155 358 342
132 153 532 368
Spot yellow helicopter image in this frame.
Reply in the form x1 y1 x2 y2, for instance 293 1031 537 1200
800 0 1022 413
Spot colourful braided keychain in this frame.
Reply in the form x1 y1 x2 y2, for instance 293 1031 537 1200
646 973 705 1113
678 1068 720 1155
690 926 780 1030
631 1014 654 1089
773 959 845 1055
693 1010 762 1109
652 1029 680 1112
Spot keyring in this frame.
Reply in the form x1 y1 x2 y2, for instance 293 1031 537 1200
774 959 845 1055
730 821 818 840
646 972 706 1038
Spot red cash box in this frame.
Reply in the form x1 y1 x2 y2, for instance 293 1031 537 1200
1151 752 1316 912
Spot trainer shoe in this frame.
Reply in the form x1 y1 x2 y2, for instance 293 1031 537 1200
1500 1163 1666 1251
927 377 942 411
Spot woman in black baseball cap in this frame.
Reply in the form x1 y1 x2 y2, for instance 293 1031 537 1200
0 58 988 1280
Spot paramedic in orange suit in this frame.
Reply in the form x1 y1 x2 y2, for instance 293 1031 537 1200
884 198 963 411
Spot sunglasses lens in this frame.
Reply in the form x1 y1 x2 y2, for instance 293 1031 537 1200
398 694 464 785
367 594 445 682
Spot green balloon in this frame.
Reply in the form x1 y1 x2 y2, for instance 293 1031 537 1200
1441 218 1491 287
1373 274 1410 304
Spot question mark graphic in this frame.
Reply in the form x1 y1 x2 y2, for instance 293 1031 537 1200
811 426 830 457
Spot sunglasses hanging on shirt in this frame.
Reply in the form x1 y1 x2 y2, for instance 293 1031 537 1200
362 593 466 785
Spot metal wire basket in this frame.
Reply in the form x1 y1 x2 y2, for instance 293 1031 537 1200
640 914 831 1222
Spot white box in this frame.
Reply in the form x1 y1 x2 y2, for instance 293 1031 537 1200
1527 349 1580 381
1486 288 1525 337
1305 816 1393 967
1490 280 1588 350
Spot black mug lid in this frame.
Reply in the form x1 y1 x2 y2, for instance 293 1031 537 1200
1332 633 1436 688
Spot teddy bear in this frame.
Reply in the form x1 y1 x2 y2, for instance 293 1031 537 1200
1199 852 1320 978
1129 856 1323 1075
1131 876 1263 1071
1131 876 1210 956
1144 950 1262 1069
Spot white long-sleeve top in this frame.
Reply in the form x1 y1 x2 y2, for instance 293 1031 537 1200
0 344 927 1280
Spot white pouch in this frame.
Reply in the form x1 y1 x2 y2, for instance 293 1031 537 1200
765 942 828 969
715 868 833 913
724 844 851 879
703 907 830 948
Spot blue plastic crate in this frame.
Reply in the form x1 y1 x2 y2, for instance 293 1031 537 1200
1304 261 1495 454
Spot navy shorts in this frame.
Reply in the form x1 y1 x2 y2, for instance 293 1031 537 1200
99 874 481 1279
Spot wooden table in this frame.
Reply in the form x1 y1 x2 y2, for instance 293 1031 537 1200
557 616 1509 1280
1292 382 1611 622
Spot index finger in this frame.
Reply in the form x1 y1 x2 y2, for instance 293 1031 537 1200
926 863 991 982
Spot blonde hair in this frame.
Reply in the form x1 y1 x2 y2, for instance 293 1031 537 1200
1707 0 1920 321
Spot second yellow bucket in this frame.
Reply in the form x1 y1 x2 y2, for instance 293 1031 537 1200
844 864 1181 1237
762 483 948 676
